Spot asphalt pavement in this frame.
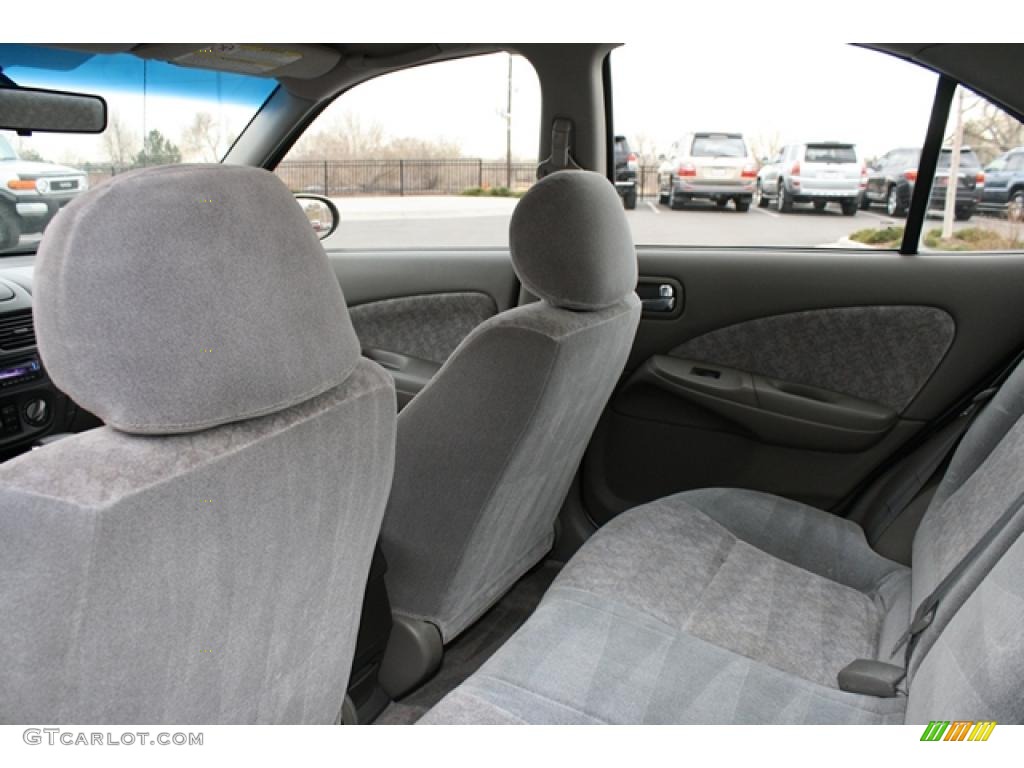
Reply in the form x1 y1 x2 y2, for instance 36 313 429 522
323 194 958 249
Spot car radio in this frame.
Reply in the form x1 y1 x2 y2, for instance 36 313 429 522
0 358 42 389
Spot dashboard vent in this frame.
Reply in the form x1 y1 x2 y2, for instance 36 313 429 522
0 310 36 351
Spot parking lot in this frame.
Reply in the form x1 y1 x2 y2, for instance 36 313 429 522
321 194 1010 249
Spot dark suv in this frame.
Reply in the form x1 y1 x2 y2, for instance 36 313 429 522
613 134 637 209
979 147 1024 220
862 146 983 221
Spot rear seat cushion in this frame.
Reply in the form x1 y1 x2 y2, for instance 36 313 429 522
421 489 911 724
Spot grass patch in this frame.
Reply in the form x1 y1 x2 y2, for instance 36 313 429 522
460 186 525 198
923 227 1024 251
848 226 904 247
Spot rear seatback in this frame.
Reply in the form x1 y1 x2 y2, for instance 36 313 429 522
419 361 1024 724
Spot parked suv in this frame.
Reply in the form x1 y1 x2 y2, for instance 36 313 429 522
0 132 88 251
656 132 756 212
613 135 637 210
862 146 983 221
754 142 864 215
979 147 1024 220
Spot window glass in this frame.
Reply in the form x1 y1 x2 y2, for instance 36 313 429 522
917 86 1024 252
0 44 275 255
609 44 938 248
277 53 541 249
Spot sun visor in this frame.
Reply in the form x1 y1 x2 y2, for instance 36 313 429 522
134 44 341 79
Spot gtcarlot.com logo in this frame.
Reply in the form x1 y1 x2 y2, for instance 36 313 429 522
23 729 203 746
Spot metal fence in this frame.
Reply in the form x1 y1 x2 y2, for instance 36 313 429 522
81 160 665 199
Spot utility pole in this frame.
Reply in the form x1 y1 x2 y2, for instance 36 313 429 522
506 54 512 189
942 86 965 240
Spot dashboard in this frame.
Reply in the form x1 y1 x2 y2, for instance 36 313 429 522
0 257 100 460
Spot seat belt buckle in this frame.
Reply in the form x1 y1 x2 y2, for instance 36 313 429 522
837 659 907 698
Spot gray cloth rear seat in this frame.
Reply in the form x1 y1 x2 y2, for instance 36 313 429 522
420 358 1024 724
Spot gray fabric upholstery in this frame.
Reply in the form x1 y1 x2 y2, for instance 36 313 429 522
509 170 637 311
422 355 1024 724
0 360 396 723
382 168 641 643
383 296 641 641
670 306 955 412
34 163 361 434
3 163 398 724
349 291 497 364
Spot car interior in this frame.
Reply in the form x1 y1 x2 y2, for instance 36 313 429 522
1 42 1023 726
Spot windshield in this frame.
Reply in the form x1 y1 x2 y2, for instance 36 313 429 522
691 135 746 158
0 44 277 255
805 145 857 164
0 135 17 161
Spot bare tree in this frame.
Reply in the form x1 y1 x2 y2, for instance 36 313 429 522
749 130 782 163
102 113 139 167
961 95 1024 165
629 132 660 166
287 110 461 160
182 112 227 162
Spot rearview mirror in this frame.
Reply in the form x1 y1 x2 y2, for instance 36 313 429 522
294 194 339 240
0 86 107 134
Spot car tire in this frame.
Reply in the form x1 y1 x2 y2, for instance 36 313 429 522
776 181 793 213
886 184 907 217
860 192 872 210
0 204 20 251
840 199 858 216
1008 190 1024 222
955 206 974 222
734 198 750 212
624 188 637 210
755 180 769 208
668 187 684 211
813 201 827 212
715 198 729 209
658 176 669 206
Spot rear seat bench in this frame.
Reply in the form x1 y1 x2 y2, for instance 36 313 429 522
419 364 1024 725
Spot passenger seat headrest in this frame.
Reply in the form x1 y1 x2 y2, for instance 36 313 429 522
509 170 637 311
34 164 362 435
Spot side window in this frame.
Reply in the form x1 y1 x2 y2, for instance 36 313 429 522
610 44 937 247
277 53 541 249
917 86 1024 251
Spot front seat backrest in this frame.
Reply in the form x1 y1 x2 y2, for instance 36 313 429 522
0 165 396 724
382 170 641 642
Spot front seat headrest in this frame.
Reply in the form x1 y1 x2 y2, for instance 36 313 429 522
34 164 361 434
509 169 638 311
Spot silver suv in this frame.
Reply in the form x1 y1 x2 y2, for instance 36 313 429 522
656 132 757 212
0 132 88 251
755 141 864 215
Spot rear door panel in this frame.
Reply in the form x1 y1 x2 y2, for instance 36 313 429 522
582 247 1024 524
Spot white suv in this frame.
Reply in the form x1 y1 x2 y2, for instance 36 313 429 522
656 132 757 212
755 141 865 215
0 132 88 251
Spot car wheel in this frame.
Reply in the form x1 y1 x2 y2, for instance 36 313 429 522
886 185 907 217
658 176 669 206
668 186 684 211
0 204 20 251
955 206 974 222
813 201 827 212
624 188 637 210
755 180 769 208
776 181 793 213
734 198 750 212
1008 191 1024 222
840 199 858 216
